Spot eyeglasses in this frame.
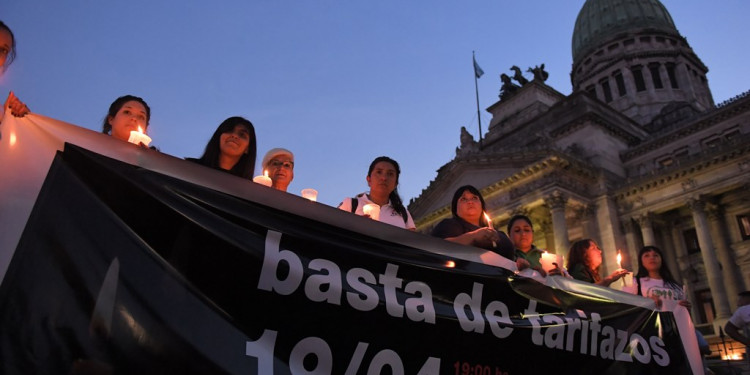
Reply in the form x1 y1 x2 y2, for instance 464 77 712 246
268 160 294 169
458 196 480 203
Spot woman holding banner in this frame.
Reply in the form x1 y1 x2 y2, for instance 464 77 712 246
188 116 257 178
1 20 30 119
431 185 514 260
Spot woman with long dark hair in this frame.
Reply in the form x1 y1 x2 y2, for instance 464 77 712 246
567 239 627 286
431 185 514 260
622 246 691 308
188 116 257 178
338 156 415 230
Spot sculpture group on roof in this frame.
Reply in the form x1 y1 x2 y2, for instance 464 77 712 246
499 63 549 100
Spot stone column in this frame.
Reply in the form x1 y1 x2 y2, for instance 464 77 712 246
658 223 682 282
687 198 731 320
622 218 639 271
594 195 628 276
636 212 656 247
579 204 599 245
671 224 700 319
706 206 745 311
545 193 569 254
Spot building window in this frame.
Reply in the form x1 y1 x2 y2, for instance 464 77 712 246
738 214 750 240
683 229 700 254
695 289 716 325
632 66 646 92
586 85 596 97
649 63 663 89
658 157 674 168
614 71 627 96
600 79 613 102
666 63 679 89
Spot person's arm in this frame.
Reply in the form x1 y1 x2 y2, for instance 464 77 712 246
598 268 629 286
725 321 750 346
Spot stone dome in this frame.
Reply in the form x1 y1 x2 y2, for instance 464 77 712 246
572 0 678 64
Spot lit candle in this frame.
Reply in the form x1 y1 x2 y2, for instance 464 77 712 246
617 249 627 286
362 203 380 221
445 260 456 268
253 170 272 187
483 212 497 248
539 251 562 273
127 126 152 146
301 188 318 202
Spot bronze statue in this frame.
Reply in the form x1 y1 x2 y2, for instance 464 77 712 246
528 64 549 82
510 65 529 86
499 73 520 100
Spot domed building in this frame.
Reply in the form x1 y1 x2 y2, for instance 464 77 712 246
409 0 749 338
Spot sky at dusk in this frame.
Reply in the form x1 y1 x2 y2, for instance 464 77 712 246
2 1 748 207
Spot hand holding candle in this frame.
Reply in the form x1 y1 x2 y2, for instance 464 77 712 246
539 251 563 274
616 249 628 286
253 170 272 187
127 126 152 147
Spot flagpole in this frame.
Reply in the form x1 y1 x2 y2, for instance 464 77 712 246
473 51 483 149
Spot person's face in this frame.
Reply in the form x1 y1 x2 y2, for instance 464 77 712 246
455 190 482 222
509 219 534 251
219 124 251 158
366 161 398 196
267 155 294 190
108 101 148 141
0 29 12 68
641 250 662 274
584 241 603 269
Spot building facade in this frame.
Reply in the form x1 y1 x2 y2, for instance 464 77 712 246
408 0 750 336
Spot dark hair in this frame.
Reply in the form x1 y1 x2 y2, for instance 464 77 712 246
507 214 533 234
196 116 256 178
450 185 489 226
368 156 407 222
567 239 600 282
0 21 17 72
101 95 151 135
635 246 681 289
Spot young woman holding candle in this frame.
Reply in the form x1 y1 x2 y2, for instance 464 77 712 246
188 116 256 179
1 20 30 119
506 214 564 276
431 185 514 261
338 156 416 230
101 95 151 143
567 239 628 286
622 246 691 308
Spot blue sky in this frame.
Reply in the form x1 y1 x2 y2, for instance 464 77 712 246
2 1 748 207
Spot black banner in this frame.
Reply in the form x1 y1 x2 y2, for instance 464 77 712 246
0 144 696 374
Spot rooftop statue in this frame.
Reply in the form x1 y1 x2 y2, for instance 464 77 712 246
510 65 529 86
528 64 549 82
499 73 520 100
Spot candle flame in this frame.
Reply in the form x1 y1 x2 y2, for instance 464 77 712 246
137 126 144 134
483 212 493 229
617 250 622 267
264 170 269 177
445 260 456 268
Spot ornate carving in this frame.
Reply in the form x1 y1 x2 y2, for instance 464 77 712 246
544 192 567 210
635 212 654 228
686 197 706 212
681 178 697 191
622 218 636 234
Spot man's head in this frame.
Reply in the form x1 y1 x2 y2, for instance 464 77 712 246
262 148 294 192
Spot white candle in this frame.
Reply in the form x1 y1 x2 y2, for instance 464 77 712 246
301 188 318 201
127 126 152 146
483 211 496 248
253 170 272 187
362 203 380 221
539 251 562 273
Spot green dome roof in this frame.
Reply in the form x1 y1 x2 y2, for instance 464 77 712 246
572 0 678 63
